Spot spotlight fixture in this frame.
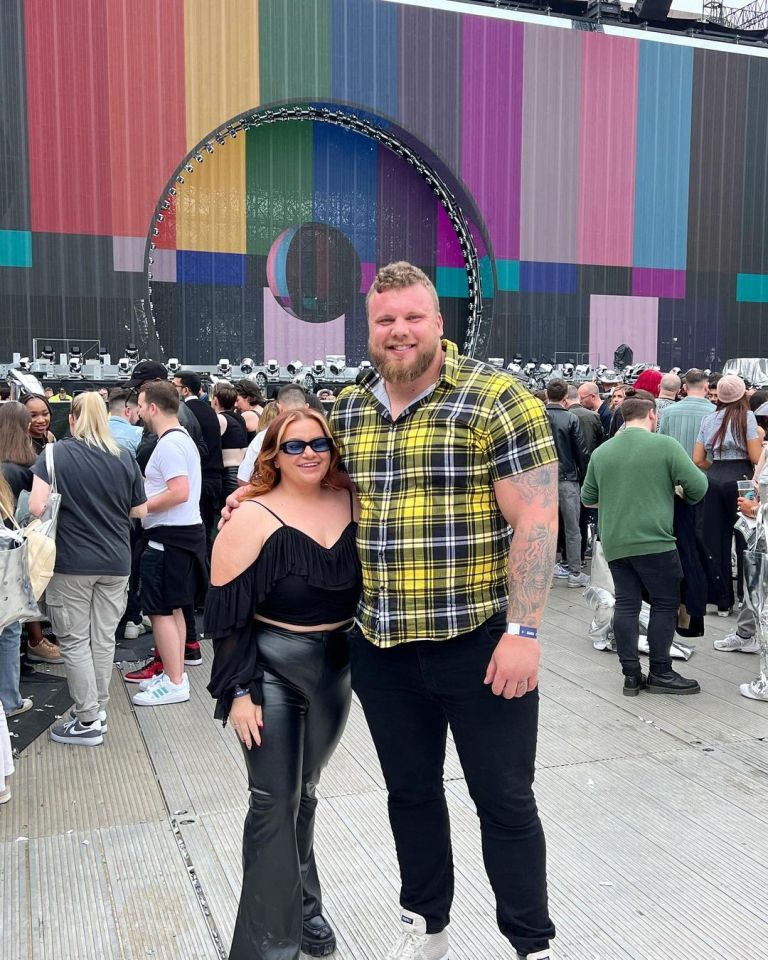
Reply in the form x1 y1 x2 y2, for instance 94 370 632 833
69 357 83 375
167 357 181 374
575 364 591 378
563 362 575 378
117 357 132 376
266 359 279 375
358 360 372 371
240 357 254 375
217 358 232 377
327 355 346 376
18 357 31 372
312 359 325 375
286 360 303 376
69 344 82 360
125 343 139 362
40 344 55 362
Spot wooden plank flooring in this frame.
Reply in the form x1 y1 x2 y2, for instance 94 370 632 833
2 585 767 959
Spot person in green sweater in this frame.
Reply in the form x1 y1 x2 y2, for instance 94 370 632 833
581 397 709 696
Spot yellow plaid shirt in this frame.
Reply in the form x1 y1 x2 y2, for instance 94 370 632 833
329 340 557 647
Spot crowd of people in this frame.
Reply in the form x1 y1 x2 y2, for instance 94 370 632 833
1 260 766 960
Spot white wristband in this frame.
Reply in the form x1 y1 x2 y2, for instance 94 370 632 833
506 622 538 639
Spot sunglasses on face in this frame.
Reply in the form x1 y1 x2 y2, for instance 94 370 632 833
278 437 334 456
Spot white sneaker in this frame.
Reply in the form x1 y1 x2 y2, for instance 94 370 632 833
384 910 449 960
740 678 768 701
123 621 148 640
567 572 590 589
69 708 107 733
714 632 760 653
132 673 190 706
139 672 166 692
552 563 570 580
517 952 551 960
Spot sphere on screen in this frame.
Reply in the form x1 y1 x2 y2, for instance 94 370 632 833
267 222 362 323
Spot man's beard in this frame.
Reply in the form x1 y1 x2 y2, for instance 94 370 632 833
368 339 440 384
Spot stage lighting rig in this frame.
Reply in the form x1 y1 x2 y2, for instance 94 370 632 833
167 357 181 374
266 359 280 375
125 343 139 362
40 344 55 363
240 358 254 375
217 358 232 377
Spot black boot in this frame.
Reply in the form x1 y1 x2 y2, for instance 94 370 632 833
301 915 336 957
647 670 700 695
623 673 647 697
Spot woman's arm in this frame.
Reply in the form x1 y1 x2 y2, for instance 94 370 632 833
211 500 265 586
28 475 50 517
692 442 710 471
747 437 763 465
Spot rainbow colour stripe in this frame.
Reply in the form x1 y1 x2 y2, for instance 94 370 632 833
2 0 768 368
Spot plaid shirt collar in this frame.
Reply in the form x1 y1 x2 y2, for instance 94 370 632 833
358 339 460 419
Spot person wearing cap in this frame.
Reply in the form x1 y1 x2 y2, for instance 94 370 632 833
125 361 207 473
693 374 763 615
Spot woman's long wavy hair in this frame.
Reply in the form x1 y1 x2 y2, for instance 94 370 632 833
712 394 749 454
0 401 36 466
71 392 121 456
0 469 15 518
245 410 344 496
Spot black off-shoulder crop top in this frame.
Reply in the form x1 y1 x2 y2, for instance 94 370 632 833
204 494 362 720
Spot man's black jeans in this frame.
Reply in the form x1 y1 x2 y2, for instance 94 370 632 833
608 549 683 677
350 613 555 957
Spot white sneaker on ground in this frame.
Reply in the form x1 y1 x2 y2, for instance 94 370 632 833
740 678 768 701
567 572 590 589
517 951 551 960
132 673 190 706
123 620 148 640
0 786 11 804
714 632 760 653
384 910 449 960
139 673 165 692
552 563 570 580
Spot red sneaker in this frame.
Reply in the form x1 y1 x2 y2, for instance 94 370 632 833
184 641 202 666
124 657 164 684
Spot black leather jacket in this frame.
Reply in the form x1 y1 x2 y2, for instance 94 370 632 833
545 404 589 483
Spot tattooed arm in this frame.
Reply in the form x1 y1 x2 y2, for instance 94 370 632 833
483 462 559 699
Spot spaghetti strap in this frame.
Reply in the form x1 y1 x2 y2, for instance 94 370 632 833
347 487 354 521
243 500 285 525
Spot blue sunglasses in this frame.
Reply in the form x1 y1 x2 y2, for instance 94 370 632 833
279 437 334 455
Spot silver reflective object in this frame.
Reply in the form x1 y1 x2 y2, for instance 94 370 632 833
740 504 768 701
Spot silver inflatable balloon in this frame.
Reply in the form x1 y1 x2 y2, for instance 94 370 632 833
740 498 768 701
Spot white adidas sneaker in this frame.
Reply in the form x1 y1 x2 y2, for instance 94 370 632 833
384 910 449 960
132 673 190 706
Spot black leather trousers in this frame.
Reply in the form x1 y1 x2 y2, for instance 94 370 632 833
229 624 352 960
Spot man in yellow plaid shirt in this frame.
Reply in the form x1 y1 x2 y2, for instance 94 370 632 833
329 262 558 960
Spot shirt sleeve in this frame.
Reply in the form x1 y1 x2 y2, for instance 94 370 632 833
747 411 759 441
30 449 49 484
483 383 558 483
154 437 190 482
581 457 599 507
131 459 147 507
237 432 264 484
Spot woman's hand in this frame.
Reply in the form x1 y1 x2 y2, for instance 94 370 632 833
229 696 263 749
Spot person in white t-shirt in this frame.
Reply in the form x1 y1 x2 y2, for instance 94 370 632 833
131 381 205 707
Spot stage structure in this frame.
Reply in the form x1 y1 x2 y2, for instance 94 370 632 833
2 0 768 372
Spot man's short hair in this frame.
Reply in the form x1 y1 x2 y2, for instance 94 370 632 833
708 372 723 387
176 369 202 395
139 380 179 414
622 397 655 423
546 379 568 403
108 387 131 411
684 368 708 389
660 373 681 393
365 261 439 313
566 384 579 401
276 384 307 408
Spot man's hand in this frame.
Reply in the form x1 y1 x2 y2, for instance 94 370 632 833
484 633 541 698
738 495 759 519
218 486 248 529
